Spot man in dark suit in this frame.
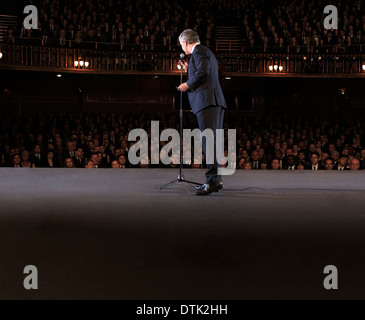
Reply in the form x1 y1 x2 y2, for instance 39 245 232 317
305 151 325 170
177 29 227 195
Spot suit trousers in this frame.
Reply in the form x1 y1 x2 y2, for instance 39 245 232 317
195 105 225 184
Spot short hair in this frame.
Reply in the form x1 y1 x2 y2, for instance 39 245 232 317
179 29 200 44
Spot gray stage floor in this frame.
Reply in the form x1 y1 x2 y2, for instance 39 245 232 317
0 168 365 300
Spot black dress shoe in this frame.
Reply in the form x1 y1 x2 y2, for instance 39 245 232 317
195 182 224 192
215 182 224 192
195 183 215 196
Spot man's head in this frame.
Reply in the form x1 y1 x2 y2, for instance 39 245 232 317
251 150 259 161
34 144 41 154
310 152 320 165
286 155 295 166
90 153 99 165
339 154 348 166
271 158 280 170
350 158 360 170
179 29 200 55
75 147 84 158
324 158 334 170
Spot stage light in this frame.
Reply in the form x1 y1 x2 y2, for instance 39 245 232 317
274 64 278 71
224 77 232 80
303 56 307 60
362 64 365 71
0 52 3 59
177 65 182 70
74 61 79 67
84 61 89 68
57 74 62 78
80 60 84 67
269 65 273 71
279 66 283 72
318 56 322 61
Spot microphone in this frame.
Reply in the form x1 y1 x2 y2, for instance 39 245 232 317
180 53 185 62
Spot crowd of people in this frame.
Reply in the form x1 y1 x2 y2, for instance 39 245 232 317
239 0 365 53
0 110 364 170
4 0 365 54
8 0 215 50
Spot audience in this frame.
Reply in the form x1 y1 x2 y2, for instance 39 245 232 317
4 0 363 54
1 110 363 170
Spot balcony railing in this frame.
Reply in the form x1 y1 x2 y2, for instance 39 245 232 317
1 41 365 76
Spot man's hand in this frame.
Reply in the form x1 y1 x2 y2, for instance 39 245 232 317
178 60 188 71
177 82 189 92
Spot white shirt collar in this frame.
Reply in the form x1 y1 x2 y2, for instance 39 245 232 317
191 42 200 54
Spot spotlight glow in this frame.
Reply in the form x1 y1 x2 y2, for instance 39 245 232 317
269 65 273 71
0 52 3 59
362 65 365 71
274 65 278 71
79 60 84 67
279 66 283 72
84 61 89 67
74 61 79 67
57 74 62 78
177 65 182 70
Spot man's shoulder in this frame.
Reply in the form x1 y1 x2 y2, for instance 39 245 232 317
194 44 209 54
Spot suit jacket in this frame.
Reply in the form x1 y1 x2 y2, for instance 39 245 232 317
186 44 226 114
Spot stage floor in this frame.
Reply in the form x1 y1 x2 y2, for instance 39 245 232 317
0 168 365 300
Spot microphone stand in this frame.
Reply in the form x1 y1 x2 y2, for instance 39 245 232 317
160 61 201 190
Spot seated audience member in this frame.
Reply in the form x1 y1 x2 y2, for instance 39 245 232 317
42 150 60 168
117 154 129 168
73 147 85 168
85 159 95 168
296 161 305 170
349 158 361 170
334 154 349 170
31 144 44 167
21 150 35 168
306 152 324 170
244 161 253 170
270 158 281 170
283 155 296 170
324 158 334 170
111 160 120 168
12 153 22 167
64 157 75 168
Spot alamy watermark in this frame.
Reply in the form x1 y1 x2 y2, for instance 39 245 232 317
128 121 236 175
323 5 338 30
23 5 38 30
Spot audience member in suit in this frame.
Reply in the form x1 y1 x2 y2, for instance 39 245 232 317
305 151 325 170
282 155 296 170
73 147 85 168
251 150 261 170
324 158 335 170
349 158 361 170
334 155 349 170
64 141 76 160
117 154 129 168
30 144 44 167
177 29 227 195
